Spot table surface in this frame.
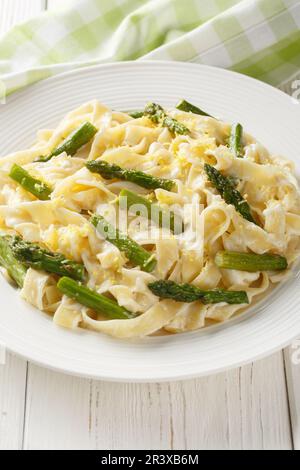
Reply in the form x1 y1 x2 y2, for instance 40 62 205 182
0 0 300 451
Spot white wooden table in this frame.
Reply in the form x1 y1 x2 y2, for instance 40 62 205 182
0 0 300 451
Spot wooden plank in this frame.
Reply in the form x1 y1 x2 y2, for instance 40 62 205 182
172 353 291 450
0 353 28 450
237 352 292 450
0 0 296 452
0 0 46 36
47 0 68 10
23 352 291 450
284 345 300 450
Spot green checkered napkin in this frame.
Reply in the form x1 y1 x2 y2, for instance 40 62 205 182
0 0 299 99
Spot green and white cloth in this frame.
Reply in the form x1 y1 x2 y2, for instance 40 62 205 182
0 0 299 98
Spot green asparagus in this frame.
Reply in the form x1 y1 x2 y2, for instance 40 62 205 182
144 102 190 135
9 164 52 200
9 236 86 281
57 277 135 320
204 164 257 225
215 251 288 272
119 189 183 234
36 121 98 163
86 160 176 191
0 236 27 288
176 99 212 117
229 123 244 158
91 214 156 273
148 280 249 305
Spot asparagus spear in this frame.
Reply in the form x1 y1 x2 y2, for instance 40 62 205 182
148 280 249 305
9 164 52 200
144 102 190 135
91 214 156 273
176 99 212 117
229 123 243 158
144 102 165 123
204 164 257 225
126 110 144 119
57 277 134 320
0 236 27 288
86 160 176 191
215 251 288 272
119 189 183 234
36 121 98 163
10 236 86 281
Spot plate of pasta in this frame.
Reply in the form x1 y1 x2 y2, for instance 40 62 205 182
0 61 300 381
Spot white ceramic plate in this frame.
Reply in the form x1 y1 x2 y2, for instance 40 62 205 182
1 61 300 382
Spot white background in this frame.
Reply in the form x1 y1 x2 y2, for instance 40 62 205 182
0 0 300 450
